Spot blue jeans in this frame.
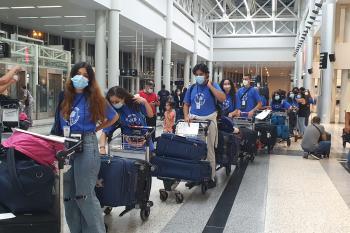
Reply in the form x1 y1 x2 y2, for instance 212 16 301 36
314 141 331 156
297 116 306 136
64 134 105 233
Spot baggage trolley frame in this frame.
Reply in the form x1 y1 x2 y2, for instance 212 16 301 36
272 111 292 147
157 119 211 204
232 117 257 162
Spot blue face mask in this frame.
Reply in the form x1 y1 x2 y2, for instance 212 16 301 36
297 94 301 99
195 76 205 85
71 75 89 89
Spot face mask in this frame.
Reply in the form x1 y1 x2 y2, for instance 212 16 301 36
257 83 261 88
242 80 249 86
275 95 280 101
297 94 301 99
71 75 89 89
223 84 231 91
305 92 309 96
289 93 295 99
113 102 124 109
195 76 205 85
147 88 153 94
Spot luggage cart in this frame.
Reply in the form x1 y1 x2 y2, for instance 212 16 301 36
102 125 154 221
271 111 292 147
0 99 20 132
232 117 257 162
156 120 211 204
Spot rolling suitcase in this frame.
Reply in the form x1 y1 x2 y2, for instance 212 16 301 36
254 123 277 153
215 130 241 175
95 155 153 221
156 133 207 161
239 127 258 156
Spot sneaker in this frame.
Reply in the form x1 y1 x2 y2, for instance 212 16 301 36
310 153 322 160
207 179 217 189
303 154 308 159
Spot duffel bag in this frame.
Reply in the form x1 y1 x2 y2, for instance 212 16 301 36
0 148 55 213
156 133 207 161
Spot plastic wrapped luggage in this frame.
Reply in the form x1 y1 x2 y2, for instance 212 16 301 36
254 123 277 153
156 133 207 161
215 130 241 175
95 156 152 220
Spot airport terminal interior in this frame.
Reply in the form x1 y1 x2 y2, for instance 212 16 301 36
1 0 350 233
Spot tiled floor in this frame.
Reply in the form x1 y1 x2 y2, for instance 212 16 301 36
8 120 350 233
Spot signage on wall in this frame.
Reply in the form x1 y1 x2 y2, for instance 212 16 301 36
319 52 328 70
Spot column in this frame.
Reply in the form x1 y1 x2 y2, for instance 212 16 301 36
184 54 191 87
304 0 315 90
191 21 199 83
208 34 214 81
317 0 336 123
218 67 223 83
108 0 120 88
154 40 162 94
136 53 141 92
163 0 173 91
340 70 350 123
208 61 213 82
95 10 107 91
80 38 87 62
294 50 303 88
74 38 80 63
172 60 177 90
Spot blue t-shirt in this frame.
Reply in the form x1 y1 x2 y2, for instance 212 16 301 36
260 95 267 107
270 100 291 111
60 93 116 132
184 83 223 116
220 93 235 116
286 98 298 108
236 87 261 112
103 104 147 135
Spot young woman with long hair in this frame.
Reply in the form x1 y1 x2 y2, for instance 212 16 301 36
219 78 239 118
59 62 118 233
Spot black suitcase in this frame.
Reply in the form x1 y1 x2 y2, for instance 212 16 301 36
254 123 277 153
238 127 258 156
215 130 240 175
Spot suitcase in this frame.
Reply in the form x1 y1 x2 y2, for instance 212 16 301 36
255 123 277 153
239 127 258 156
0 204 59 233
277 125 290 140
342 129 350 148
156 133 207 161
215 130 240 173
95 155 152 219
151 156 211 183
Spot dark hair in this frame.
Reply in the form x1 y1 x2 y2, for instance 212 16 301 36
162 84 165 89
220 78 236 105
106 86 140 111
61 62 106 123
166 101 174 108
292 87 299 94
300 87 306 92
22 85 27 90
312 116 321 124
192 63 209 75
271 91 282 103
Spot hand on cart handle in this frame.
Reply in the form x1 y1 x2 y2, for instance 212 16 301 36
56 139 83 169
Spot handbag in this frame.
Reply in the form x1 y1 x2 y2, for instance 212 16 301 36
0 148 55 213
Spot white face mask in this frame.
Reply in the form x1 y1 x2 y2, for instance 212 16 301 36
113 102 124 109
223 84 231 92
242 80 249 86
147 88 153 94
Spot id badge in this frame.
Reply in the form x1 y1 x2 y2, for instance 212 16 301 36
63 126 71 137
196 103 201 109
241 100 246 108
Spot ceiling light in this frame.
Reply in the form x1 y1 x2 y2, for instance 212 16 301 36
84 31 95 33
18 16 38 19
11 6 35 9
86 24 95 26
304 30 308 33
64 15 87 18
44 24 62 27
312 10 319 14
82 35 95 38
302 33 307 36
40 16 62 19
0 7 10 10
37 5 63 8
64 31 81 33
310 16 316 20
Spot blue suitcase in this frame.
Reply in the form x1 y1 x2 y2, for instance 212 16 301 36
156 133 207 161
277 125 290 140
95 156 152 219
151 156 211 183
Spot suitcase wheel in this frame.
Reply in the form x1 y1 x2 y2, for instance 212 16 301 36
159 189 169 202
104 207 113 215
201 183 208 194
287 138 291 147
175 192 184 204
140 208 150 221
250 154 255 162
225 165 232 176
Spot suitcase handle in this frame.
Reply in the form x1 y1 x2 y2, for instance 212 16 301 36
56 140 83 169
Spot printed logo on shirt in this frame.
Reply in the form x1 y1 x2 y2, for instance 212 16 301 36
222 99 230 111
126 114 142 126
69 107 80 126
194 93 206 109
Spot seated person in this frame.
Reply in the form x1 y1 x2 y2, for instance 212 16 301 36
301 116 331 160
269 91 291 111
99 86 154 154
